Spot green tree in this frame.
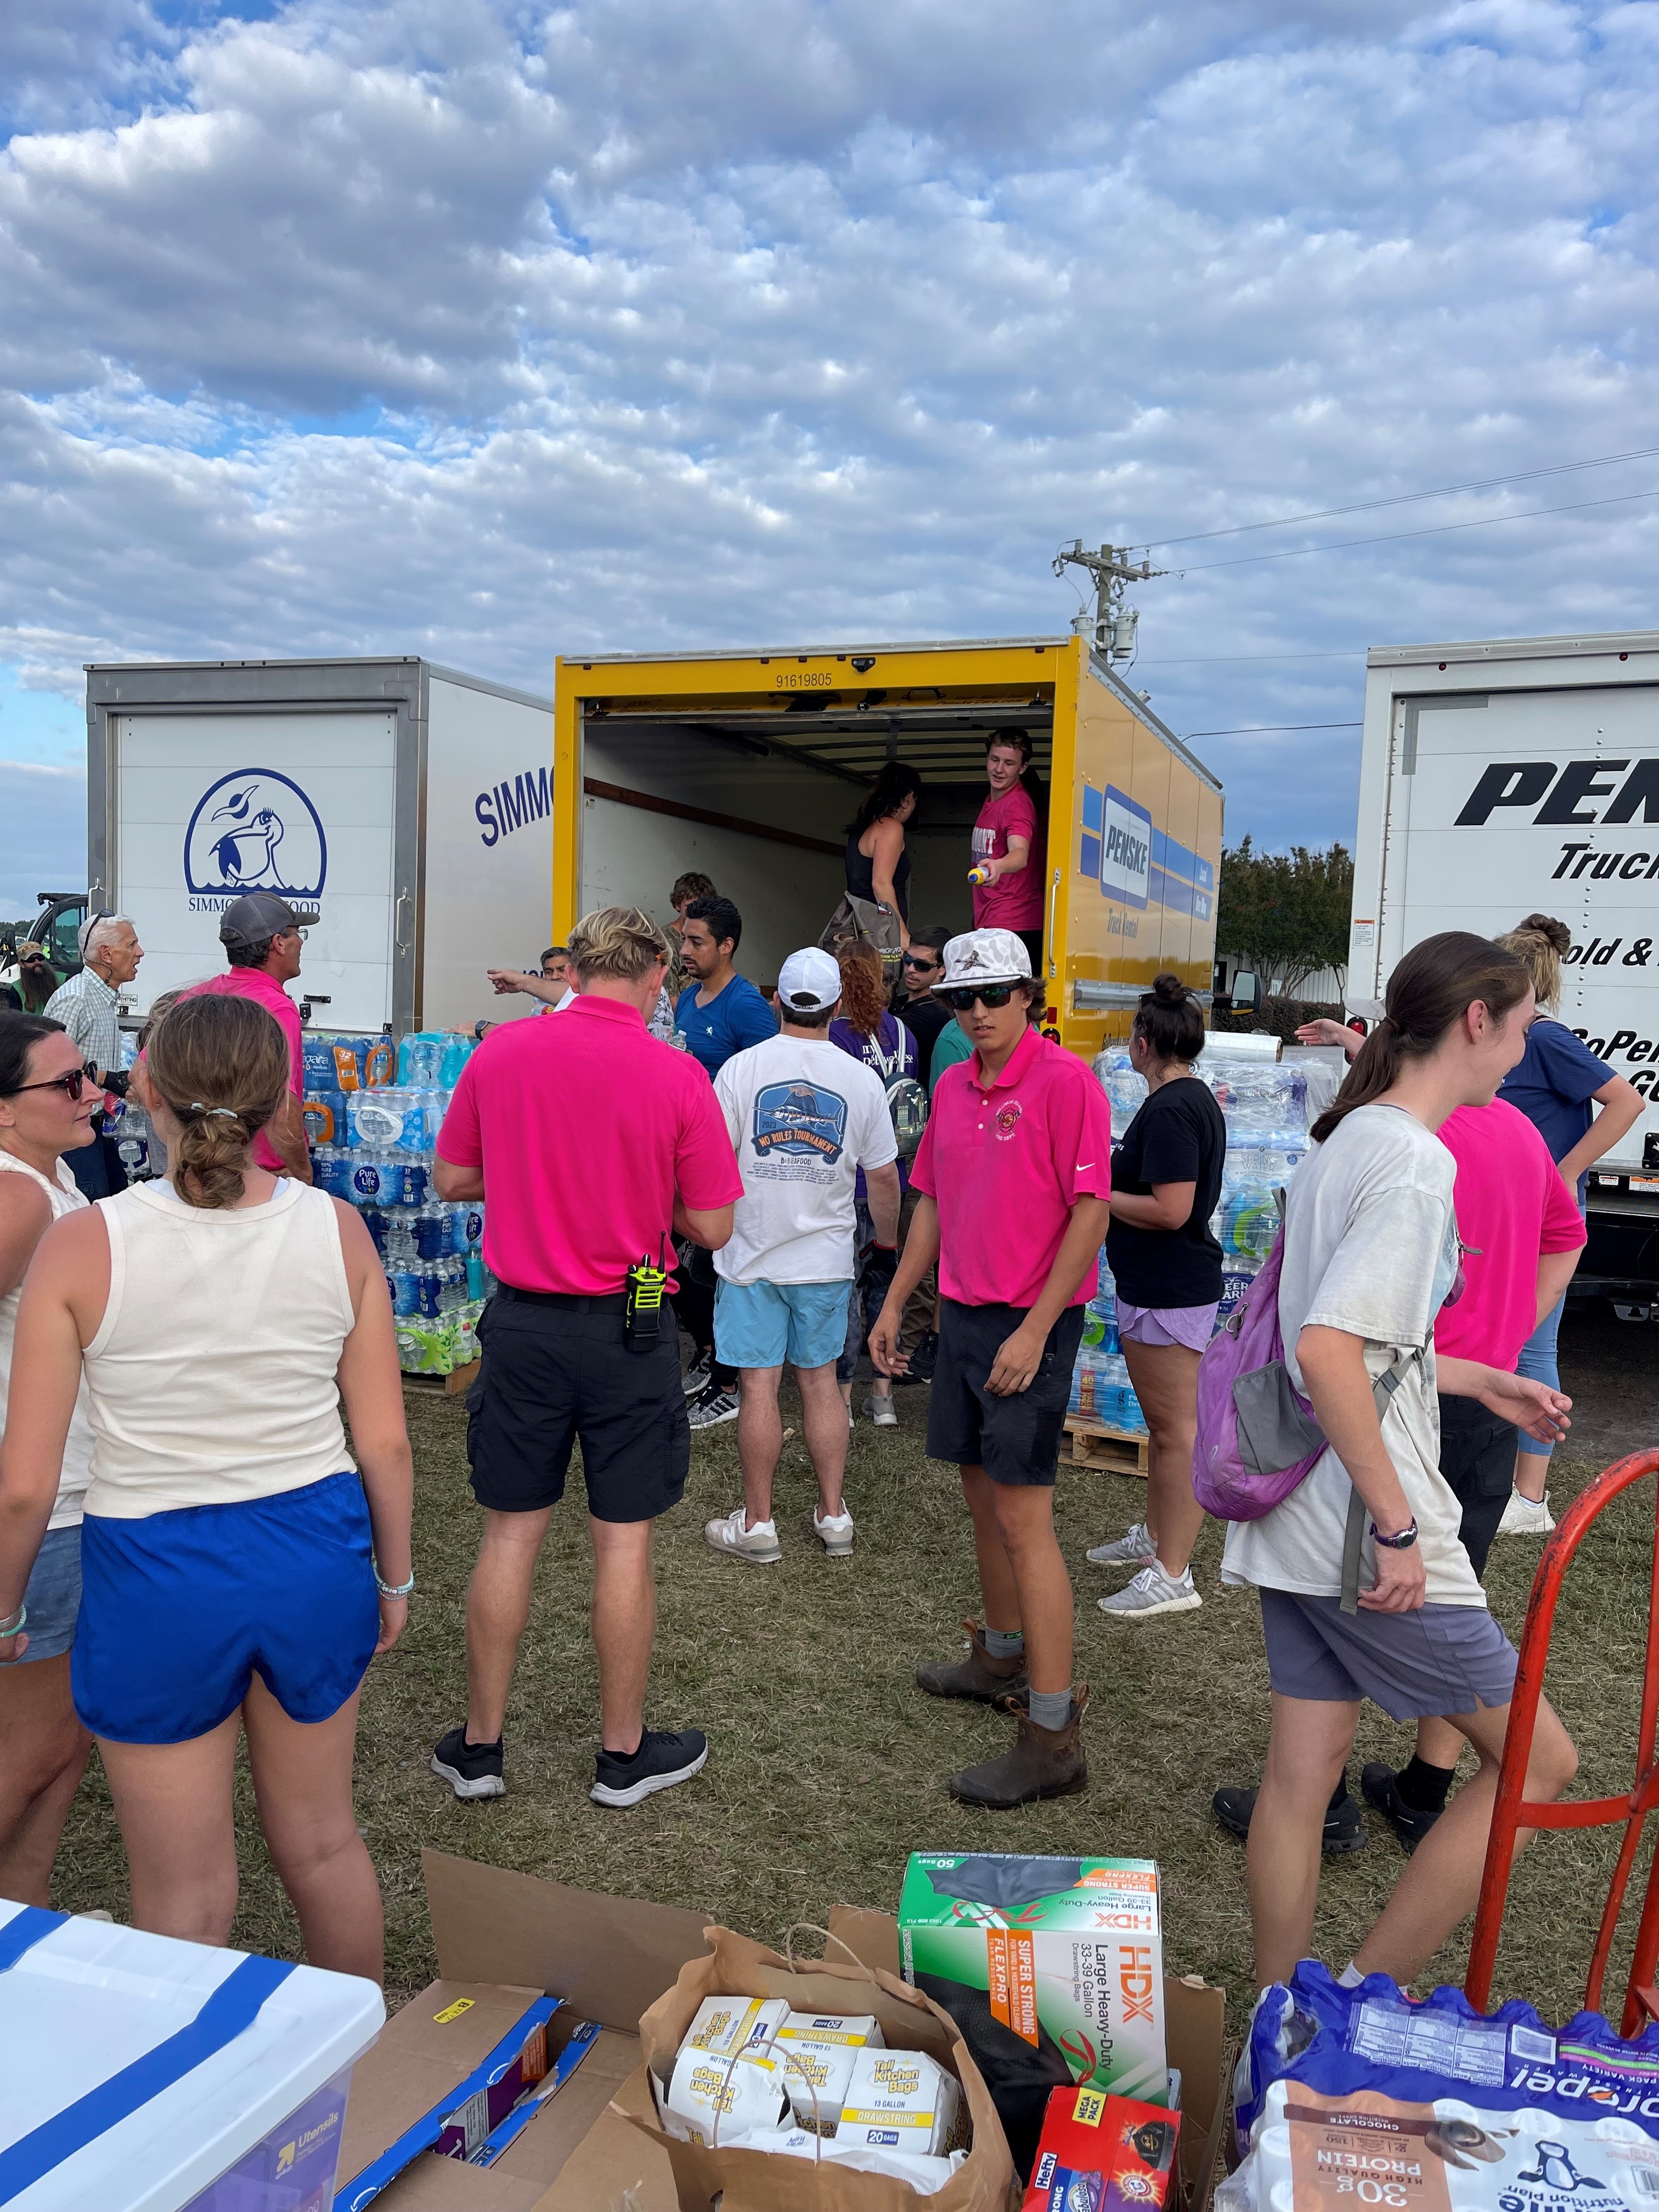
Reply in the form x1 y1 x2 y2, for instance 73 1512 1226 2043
1217 837 1353 998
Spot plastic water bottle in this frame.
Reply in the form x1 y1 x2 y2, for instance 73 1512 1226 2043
387 1254 420 1316
463 1205 484 1252
416 1262 444 1318
349 1150 387 1206
402 1155 432 1208
413 1204 447 1261
465 1249 485 1299
438 1033 473 1087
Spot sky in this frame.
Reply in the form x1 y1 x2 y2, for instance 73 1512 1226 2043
2 0 1657 916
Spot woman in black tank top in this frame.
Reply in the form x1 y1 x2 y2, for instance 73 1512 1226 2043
845 763 920 944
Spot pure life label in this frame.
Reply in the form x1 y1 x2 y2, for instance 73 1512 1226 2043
183 768 328 910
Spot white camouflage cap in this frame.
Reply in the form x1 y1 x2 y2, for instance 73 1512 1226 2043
776 945 843 1012
932 928 1033 994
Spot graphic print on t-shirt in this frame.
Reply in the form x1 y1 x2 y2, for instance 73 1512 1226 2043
753 1081 849 1166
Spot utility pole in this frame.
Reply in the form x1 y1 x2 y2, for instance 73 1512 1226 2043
1052 541 1166 662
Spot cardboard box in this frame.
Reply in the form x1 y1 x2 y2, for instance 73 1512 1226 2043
333 1852 1226 2212
899 1855 1168 2106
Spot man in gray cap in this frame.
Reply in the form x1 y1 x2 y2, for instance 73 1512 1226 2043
183 891 317 1181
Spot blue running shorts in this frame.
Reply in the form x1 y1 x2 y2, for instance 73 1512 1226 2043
72 1472 380 1745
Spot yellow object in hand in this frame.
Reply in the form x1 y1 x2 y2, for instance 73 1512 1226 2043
967 864 991 887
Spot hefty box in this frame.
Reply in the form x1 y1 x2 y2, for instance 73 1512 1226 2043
899 1854 1167 2104
1023 2085 1181 2211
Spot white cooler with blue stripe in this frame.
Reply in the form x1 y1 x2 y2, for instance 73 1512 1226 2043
0 1900 384 2211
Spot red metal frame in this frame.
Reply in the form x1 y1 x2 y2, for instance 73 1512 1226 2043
1466 1447 1659 2033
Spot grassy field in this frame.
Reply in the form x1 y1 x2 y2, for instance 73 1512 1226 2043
47 1310 1659 2039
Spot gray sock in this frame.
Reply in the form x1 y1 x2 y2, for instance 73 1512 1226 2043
1029 1686 1073 1730
983 1627 1024 1659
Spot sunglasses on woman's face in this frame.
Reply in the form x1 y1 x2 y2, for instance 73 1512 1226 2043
4 1069 88 1102
942 984 1017 1011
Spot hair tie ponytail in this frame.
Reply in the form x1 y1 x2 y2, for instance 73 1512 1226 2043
188 1103 242 1121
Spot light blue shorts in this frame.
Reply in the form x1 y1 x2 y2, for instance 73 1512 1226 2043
715 1278 850 1372
1 1525 82 1667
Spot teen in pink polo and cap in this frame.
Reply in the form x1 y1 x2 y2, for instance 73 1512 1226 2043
869 927 1112 1808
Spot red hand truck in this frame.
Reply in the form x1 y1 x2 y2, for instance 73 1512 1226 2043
1465 1447 1659 2033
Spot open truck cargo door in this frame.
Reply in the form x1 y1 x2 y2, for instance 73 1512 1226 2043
552 634 1221 1059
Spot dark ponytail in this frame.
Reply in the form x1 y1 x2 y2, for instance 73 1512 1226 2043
1132 972 1205 1064
1310 932 1531 1144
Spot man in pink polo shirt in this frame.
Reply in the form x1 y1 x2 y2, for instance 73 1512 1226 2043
185 892 313 1181
430 906 742 1812
870 928 1111 1808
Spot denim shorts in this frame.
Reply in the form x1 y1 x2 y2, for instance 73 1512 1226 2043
714 1278 850 1371
0 1525 82 1667
1259 1587 1519 1722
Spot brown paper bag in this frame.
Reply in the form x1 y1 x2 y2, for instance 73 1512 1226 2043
617 1923 1020 2212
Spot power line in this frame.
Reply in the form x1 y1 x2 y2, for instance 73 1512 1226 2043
1186 721 1362 737
1138 649 1364 665
1170 484 1659 573
1142 443 1659 550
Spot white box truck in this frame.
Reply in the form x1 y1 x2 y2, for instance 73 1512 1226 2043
1352 627 1659 1305
85 657 554 1034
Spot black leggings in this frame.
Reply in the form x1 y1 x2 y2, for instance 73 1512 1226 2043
672 1242 737 1389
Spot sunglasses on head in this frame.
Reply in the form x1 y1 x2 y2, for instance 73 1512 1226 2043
4 1068 88 1102
942 984 1018 1011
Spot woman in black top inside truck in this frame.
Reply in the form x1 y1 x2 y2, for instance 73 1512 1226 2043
1088 973 1226 1624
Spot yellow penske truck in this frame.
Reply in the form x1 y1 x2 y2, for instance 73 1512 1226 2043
552 634 1224 1057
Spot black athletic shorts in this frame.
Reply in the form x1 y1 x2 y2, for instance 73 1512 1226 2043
926 1299 1086 1487
465 1285 690 1523
1436 1391 1517 1582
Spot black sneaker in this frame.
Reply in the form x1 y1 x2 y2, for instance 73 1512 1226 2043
590 1727 709 1809
686 1380 740 1431
908 1329 939 1383
1361 1762 1444 1854
1211 1780 1368 1855
681 1350 713 1398
431 1726 505 1801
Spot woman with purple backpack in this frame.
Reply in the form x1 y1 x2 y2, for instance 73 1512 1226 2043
1222 932 1578 1991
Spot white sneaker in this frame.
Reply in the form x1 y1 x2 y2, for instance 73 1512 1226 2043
814 1506 856 1556
1097 1562 1202 1619
1087 1522 1155 1568
865 1393 898 1429
703 1504 782 1565
1498 1488 1555 1536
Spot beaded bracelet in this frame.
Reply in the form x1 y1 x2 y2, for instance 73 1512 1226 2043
0 1603 26 1640
374 1570 415 1600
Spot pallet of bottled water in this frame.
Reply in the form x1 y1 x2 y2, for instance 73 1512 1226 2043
1069 1255 1147 1434
303 1031 495 1373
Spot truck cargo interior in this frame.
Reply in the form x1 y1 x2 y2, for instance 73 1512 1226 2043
577 678 1058 986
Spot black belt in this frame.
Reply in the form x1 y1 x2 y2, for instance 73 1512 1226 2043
495 1282 628 1311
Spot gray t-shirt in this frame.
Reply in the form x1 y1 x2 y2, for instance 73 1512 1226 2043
1221 1102 1485 1607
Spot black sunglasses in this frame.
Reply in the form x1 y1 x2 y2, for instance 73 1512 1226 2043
902 951 940 968
942 985 1017 1011
4 1069 88 1102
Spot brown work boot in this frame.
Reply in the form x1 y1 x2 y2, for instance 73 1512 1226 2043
915 1619 1029 1703
949 1685 1090 1808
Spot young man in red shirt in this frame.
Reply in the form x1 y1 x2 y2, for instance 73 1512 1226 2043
870 929 1111 1808
432 906 743 1809
968 731 1047 975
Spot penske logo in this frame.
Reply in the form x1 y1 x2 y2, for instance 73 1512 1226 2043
1455 758 1659 829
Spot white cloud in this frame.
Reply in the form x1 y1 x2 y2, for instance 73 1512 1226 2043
0 0 1656 870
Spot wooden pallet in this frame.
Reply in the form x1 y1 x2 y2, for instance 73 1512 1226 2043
403 1358 480 1398
1063 1417 1150 1476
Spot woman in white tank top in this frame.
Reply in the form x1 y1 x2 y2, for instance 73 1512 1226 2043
0 993 414 1984
0 1015 101 1905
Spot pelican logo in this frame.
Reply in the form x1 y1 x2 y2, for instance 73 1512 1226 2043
183 769 328 908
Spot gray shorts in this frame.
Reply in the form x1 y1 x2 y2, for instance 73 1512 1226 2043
1 1524 82 1667
1259 1587 1518 1722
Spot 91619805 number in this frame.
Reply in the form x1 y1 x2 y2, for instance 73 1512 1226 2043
774 671 831 689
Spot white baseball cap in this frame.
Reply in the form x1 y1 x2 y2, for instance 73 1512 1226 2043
777 946 843 1013
932 928 1033 995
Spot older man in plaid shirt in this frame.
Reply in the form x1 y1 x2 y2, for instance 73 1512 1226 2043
42 913 144 1198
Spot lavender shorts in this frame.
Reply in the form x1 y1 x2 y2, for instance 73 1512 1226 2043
1117 1300 1219 1352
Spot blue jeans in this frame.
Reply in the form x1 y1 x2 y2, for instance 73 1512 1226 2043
1514 1293 1565 1458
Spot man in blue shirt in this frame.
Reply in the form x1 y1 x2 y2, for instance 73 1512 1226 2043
674 896 777 1078
673 895 778 1429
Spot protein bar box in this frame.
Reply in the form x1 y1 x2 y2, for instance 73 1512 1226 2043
898 1854 1168 2106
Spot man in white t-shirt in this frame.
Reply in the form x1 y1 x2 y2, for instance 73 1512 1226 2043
704 947 901 1564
